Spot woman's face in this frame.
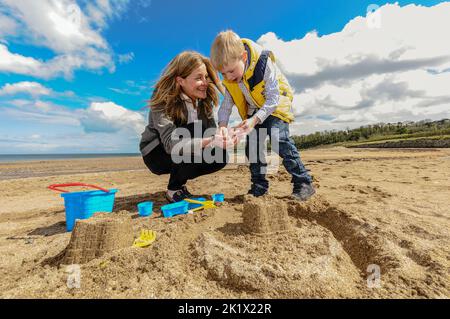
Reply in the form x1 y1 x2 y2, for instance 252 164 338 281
177 63 209 101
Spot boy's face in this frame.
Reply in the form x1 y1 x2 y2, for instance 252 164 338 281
220 52 247 83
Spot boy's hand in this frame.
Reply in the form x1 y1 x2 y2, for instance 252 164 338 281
234 116 260 135
217 126 229 138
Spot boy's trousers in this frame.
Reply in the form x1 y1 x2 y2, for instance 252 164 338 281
245 115 312 193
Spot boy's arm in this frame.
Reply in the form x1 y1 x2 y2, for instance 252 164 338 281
253 58 280 124
218 89 234 127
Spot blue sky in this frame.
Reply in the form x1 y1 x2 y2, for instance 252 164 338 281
1 0 449 153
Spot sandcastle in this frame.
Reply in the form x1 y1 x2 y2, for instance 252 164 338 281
192 197 364 297
62 212 134 265
242 195 292 234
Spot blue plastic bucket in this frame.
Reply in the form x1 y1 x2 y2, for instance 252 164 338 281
61 189 118 231
212 193 225 202
161 201 189 218
138 201 153 217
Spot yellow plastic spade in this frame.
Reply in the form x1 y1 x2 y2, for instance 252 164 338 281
184 199 217 213
133 229 156 248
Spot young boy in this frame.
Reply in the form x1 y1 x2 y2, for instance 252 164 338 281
210 30 315 201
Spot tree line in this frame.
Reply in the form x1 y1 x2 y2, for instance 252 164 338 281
291 119 450 149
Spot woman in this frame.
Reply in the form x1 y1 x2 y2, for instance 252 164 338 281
140 51 237 203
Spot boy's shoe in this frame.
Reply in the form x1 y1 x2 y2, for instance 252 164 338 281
181 185 193 197
247 185 268 197
292 183 316 202
165 190 189 203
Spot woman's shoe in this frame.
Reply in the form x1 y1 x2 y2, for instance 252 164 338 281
181 185 193 197
165 190 189 203
247 184 268 197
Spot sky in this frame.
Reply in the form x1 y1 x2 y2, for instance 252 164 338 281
0 0 449 154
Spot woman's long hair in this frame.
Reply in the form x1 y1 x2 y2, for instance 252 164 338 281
150 51 224 125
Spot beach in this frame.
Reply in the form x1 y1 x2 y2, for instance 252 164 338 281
0 147 449 298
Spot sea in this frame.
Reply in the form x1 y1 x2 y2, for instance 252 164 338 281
0 153 141 163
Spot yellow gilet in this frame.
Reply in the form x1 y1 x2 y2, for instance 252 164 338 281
222 39 295 123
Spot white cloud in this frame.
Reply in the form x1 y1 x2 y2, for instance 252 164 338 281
0 131 140 154
257 3 450 134
0 45 111 79
0 44 43 75
118 52 135 64
1 99 81 125
83 0 130 30
109 79 150 96
0 81 52 97
109 87 141 95
0 97 146 153
0 12 18 37
2 0 107 53
80 101 146 134
1 98 146 133
137 0 152 8
0 0 132 79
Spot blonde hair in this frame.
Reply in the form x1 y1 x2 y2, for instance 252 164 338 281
150 51 224 125
210 30 245 70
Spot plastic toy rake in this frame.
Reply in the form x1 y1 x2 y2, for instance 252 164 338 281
184 198 217 213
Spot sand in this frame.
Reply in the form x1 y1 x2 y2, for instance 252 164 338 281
0 147 449 298
58 212 134 265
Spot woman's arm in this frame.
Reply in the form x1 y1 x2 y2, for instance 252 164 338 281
152 109 221 154
202 136 214 148
151 109 178 154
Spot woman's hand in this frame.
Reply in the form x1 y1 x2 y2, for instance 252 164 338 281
209 133 238 149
